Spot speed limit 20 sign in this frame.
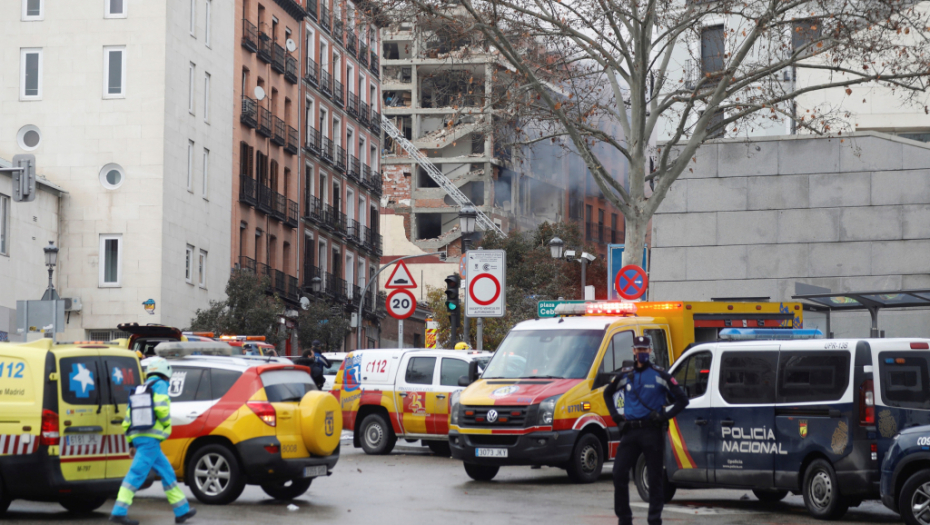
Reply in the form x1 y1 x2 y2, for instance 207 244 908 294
386 289 417 319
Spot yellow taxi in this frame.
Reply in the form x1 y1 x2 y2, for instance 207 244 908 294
146 342 341 504
0 338 143 514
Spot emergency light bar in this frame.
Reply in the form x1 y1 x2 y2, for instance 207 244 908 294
155 342 233 358
586 302 638 315
718 328 824 341
219 335 266 342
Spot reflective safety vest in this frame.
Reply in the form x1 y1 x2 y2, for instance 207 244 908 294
123 376 172 442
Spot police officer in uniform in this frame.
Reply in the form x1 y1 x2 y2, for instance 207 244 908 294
604 335 688 525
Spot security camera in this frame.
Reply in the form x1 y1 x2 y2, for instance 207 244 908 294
581 252 596 262
564 249 577 259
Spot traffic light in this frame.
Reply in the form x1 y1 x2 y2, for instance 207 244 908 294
445 274 461 342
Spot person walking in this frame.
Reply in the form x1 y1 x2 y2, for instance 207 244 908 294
296 341 331 389
604 335 688 525
109 357 196 525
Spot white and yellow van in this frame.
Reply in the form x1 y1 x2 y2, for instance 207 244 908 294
0 338 143 514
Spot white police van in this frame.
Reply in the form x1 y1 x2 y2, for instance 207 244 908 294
640 332 930 520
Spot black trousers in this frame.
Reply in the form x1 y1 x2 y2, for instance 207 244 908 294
613 425 666 525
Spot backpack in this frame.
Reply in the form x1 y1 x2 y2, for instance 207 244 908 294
127 383 156 432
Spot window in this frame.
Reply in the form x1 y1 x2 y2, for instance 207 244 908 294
777 351 849 403
103 46 126 98
719 351 778 404
672 351 713 399
190 0 196 35
405 357 436 385
0 194 8 256
103 356 142 404
17 125 42 151
701 25 725 75
879 352 930 410
211 369 243 399
792 19 822 57
198 250 207 287
20 48 42 100
99 163 125 190
202 148 209 197
188 63 196 114
187 140 194 191
60 357 102 406
204 0 212 46
203 72 211 123
600 331 634 373
261 370 318 402
440 358 469 387
106 0 126 18
23 0 43 20
644 329 670 368
99 234 123 286
483 329 605 380
185 245 194 283
168 368 205 401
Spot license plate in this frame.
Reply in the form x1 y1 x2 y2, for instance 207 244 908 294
66 434 102 447
476 448 508 458
304 465 327 478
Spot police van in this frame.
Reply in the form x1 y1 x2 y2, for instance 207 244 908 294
652 336 930 520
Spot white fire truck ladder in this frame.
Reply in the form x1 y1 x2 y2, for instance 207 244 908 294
381 115 505 236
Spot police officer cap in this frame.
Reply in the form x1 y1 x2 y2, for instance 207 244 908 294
633 335 652 348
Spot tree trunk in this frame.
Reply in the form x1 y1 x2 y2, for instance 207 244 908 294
621 214 647 269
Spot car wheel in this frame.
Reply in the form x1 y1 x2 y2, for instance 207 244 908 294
260 478 313 500
60 496 108 513
802 459 849 520
566 433 604 484
898 468 930 525
464 463 499 481
427 440 451 457
359 413 397 455
187 444 246 505
634 453 677 504
753 489 789 503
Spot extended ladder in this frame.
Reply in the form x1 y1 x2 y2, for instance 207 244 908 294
381 115 505 236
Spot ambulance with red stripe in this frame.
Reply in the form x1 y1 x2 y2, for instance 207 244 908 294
332 348 491 456
448 300 804 483
0 338 144 514
143 342 341 504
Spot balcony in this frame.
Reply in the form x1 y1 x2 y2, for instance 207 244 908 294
242 19 258 52
348 155 360 182
347 92 359 118
286 199 299 228
321 136 334 164
272 43 287 74
347 32 357 55
258 33 273 63
346 218 361 245
239 174 257 207
257 106 272 137
370 170 382 195
255 262 274 294
240 96 258 128
304 194 324 224
320 5 330 32
362 289 375 315
333 19 344 45
305 127 322 156
320 70 333 98
305 58 319 87
333 79 344 107
350 284 362 306
360 164 371 189
285 55 299 84
370 109 381 135
238 256 256 273
257 184 274 215
359 101 370 127
306 0 317 20
370 52 379 75
324 272 346 301
287 275 299 302
324 204 346 236
335 145 346 172
272 193 287 222
272 116 287 147
286 126 299 155
302 264 322 292
359 43 369 67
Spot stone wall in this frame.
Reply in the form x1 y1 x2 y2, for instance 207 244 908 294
650 132 930 337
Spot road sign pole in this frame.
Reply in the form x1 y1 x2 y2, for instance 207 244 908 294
398 319 404 349
463 313 469 346
476 317 483 350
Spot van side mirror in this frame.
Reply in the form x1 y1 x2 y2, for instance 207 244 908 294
594 372 616 389
458 375 471 387
467 360 480 384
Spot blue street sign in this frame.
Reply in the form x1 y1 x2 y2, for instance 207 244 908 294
607 245 648 300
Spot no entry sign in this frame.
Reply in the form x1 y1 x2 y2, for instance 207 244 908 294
464 250 506 318
614 265 648 300
386 289 417 319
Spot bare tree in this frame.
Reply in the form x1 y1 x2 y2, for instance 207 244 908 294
372 0 930 266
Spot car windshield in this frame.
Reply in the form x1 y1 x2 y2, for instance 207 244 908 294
482 329 605 379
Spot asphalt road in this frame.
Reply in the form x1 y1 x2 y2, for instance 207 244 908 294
5 441 904 525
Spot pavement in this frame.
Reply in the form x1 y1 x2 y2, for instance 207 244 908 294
5 439 904 525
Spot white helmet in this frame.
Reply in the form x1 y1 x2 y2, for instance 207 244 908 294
146 357 172 380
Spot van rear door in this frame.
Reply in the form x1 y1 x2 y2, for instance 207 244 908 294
100 352 143 478
56 349 108 481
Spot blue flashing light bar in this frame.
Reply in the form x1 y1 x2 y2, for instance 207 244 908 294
719 328 824 341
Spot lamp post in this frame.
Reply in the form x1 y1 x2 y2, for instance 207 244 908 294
42 241 59 301
548 237 596 299
458 206 477 346
311 276 322 294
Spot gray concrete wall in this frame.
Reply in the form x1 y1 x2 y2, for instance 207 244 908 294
651 132 930 337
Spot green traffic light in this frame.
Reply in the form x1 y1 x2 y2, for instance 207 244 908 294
448 302 457 310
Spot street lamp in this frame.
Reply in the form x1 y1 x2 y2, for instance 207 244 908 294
548 237 564 259
459 206 477 254
549 239 596 299
311 276 322 294
42 241 59 301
